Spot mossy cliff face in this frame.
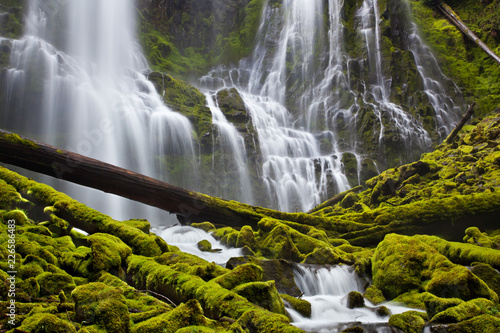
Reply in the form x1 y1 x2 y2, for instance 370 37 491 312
135 0 261 79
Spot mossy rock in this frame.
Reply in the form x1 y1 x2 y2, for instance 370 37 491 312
19 255 48 279
280 294 311 317
372 234 499 302
422 292 464 318
59 246 93 278
197 239 213 252
122 219 151 234
430 298 496 323
191 222 216 233
2 209 29 225
17 313 77 333
388 311 426 333
18 277 40 298
303 246 343 265
72 282 129 333
216 88 248 124
226 257 302 297
213 263 263 290
36 272 76 297
464 227 500 249
444 314 500 332
426 265 498 303
233 281 286 315
236 225 256 248
88 233 132 272
364 285 386 305
347 291 365 309
471 263 500 297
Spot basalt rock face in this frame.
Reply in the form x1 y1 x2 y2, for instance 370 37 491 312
135 0 256 78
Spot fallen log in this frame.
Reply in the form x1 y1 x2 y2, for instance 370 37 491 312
0 130 327 229
445 101 475 144
438 3 500 65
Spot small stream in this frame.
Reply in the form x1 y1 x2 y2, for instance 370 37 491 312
154 226 421 332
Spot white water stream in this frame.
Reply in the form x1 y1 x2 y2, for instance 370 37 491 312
289 265 421 332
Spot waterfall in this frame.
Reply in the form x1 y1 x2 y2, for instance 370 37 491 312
205 92 254 204
2 0 196 222
200 0 461 211
1 0 462 216
289 265 422 332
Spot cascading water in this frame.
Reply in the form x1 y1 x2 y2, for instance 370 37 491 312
154 225 242 266
1 0 462 216
289 265 421 332
1 0 196 221
200 0 461 211
205 91 254 204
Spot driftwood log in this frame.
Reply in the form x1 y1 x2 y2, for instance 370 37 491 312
0 130 328 228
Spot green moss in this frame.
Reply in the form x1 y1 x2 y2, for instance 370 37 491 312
471 263 500 297
373 234 498 302
197 239 213 252
122 219 151 234
430 298 496 323
126 255 301 332
17 313 77 333
414 234 500 269
60 246 93 278
464 227 500 249
88 233 132 272
213 263 263 290
191 222 216 233
388 311 426 333
422 292 464 318
3 209 29 225
280 294 311 318
444 314 500 332
364 285 386 305
233 281 286 315
18 277 40 298
391 291 426 310
36 272 76 297
72 282 129 333
347 291 365 309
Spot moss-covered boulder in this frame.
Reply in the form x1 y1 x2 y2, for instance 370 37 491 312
430 298 497 323
422 292 464 319
72 282 130 333
444 314 500 332
347 291 365 309
364 285 386 305
372 234 498 302
233 281 286 315
471 263 500 297
197 239 213 252
88 233 132 272
36 272 76 297
280 294 311 317
131 299 217 333
213 263 263 290
388 311 426 333
226 257 302 296
17 313 77 333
